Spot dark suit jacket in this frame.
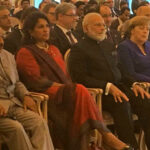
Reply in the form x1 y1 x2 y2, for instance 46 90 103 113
69 36 135 91
110 18 120 31
73 17 84 41
4 26 22 55
50 25 72 56
112 7 119 17
111 28 121 46
106 28 121 47
148 33 150 41
13 10 23 20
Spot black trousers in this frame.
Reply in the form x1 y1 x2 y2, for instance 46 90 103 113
102 84 150 150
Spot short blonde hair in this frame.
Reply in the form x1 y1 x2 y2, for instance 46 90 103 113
125 16 150 38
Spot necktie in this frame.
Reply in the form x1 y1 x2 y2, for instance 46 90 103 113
66 31 75 45
106 30 112 41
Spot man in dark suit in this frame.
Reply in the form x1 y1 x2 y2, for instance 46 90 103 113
110 7 130 32
100 0 119 17
4 7 38 55
99 5 121 47
13 0 30 20
0 6 12 38
69 12 150 150
50 2 78 56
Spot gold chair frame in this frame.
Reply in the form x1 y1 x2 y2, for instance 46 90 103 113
0 92 49 150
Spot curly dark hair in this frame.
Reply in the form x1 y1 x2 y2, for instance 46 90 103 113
20 6 38 22
22 11 50 45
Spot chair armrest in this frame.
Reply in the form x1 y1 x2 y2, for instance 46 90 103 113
29 92 49 121
138 83 150 92
87 88 103 145
88 88 103 94
87 88 103 114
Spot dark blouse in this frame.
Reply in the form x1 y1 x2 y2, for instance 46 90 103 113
118 39 150 82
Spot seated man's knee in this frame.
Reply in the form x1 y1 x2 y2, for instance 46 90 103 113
112 101 132 116
9 121 24 133
32 115 47 128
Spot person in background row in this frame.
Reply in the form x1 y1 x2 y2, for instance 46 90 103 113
39 0 50 11
74 2 99 41
119 1 128 10
130 0 149 18
50 2 78 56
1 0 14 16
42 2 57 26
101 0 119 17
88 0 98 11
136 5 150 18
137 0 149 9
73 1 86 41
1 0 11 10
0 6 12 38
74 1 85 18
13 0 22 15
1 0 21 28
136 5 150 41
4 6 38 55
99 5 121 47
111 7 130 32
13 0 30 20
131 0 140 17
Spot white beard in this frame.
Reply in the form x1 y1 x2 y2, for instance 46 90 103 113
87 31 106 42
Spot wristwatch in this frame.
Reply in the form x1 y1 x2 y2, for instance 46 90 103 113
122 145 134 150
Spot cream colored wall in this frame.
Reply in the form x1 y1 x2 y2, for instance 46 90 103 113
30 0 34 5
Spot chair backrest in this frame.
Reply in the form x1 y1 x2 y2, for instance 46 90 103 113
64 49 71 74
29 92 49 121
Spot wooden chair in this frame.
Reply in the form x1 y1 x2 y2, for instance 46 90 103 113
29 92 49 120
88 88 103 147
0 92 49 150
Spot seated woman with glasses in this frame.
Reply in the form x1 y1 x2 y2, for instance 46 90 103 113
118 16 150 86
16 11 132 150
